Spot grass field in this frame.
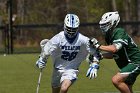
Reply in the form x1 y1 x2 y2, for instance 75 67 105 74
0 54 140 93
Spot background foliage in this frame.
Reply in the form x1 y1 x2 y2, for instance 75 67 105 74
0 0 140 53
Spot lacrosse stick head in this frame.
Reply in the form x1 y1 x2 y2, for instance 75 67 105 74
39 39 49 59
40 39 49 49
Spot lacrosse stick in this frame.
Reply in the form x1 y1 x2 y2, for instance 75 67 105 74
36 69 43 93
40 39 49 50
36 39 49 93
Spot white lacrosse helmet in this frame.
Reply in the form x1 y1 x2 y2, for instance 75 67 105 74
99 11 120 33
64 14 80 38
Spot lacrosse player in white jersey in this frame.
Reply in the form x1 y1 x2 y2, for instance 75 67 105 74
36 14 102 93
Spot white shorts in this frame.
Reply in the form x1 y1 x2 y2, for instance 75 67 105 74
51 68 79 88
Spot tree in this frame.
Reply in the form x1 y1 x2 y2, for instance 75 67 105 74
136 0 140 36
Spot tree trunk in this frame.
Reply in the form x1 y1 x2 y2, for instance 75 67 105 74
112 0 117 11
124 0 132 35
137 0 140 36
17 0 25 39
124 0 130 21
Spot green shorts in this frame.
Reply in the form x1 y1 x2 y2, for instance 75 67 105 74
120 63 140 85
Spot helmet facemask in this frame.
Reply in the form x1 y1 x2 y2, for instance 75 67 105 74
64 24 78 38
100 21 112 33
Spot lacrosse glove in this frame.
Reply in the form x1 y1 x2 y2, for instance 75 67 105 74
89 38 101 49
36 57 47 69
86 63 99 79
86 50 103 64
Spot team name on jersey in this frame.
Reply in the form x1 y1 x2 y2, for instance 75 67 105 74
61 46 80 51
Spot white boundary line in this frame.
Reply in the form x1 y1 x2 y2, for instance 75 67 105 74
104 91 140 93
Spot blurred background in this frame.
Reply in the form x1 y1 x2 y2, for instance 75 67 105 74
0 0 140 54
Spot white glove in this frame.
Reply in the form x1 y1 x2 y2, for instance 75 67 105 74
86 63 99 79
36 57 47 69
89 38 101 49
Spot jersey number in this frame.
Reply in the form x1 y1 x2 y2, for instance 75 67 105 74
61 51 78 61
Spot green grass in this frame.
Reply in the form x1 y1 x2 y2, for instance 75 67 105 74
0 54 140 93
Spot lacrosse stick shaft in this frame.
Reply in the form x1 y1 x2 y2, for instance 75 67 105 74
36 69 43 93
36 39 48 93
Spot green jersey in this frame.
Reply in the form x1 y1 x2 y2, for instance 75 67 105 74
105 28 140 69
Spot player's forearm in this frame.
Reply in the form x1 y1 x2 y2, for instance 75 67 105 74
99 45 117 53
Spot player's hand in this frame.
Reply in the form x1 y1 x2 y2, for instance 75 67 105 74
86 63 99 79
36 57 47 69
89 38 101 49
94 51 103 60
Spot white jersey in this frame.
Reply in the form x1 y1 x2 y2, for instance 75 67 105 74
43 31 96 70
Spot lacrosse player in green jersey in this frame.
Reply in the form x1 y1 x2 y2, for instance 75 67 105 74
89 11 140 93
